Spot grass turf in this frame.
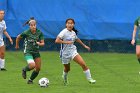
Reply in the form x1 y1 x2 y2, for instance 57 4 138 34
0 51 140 93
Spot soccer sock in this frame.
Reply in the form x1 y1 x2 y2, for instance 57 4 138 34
24 65 30 71
138 58 140 64
1 59 5 68
83 69 92 80
63 70 68 80
30 70 39 81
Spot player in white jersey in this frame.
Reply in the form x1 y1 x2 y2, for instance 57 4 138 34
0 10 13 71
55 18 96 85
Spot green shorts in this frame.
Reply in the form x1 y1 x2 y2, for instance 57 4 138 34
24 52 40 60
136 39 140 45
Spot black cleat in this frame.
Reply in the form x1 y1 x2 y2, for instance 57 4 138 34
27 80 33 84
22 68 26 79
1 68 7 71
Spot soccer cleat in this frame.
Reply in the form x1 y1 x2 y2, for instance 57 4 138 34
62 75 68 86
22 68 26 79
88 78 96 84
27 79 33 84
0 68 7 71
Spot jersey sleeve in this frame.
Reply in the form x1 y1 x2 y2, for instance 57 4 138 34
3 20 7 30
75 34 78 39
39 32 44 40
20 31 27 38
57 30 65 39
134 18 139 26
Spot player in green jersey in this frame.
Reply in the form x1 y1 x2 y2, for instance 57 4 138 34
131 17 140 70
15 17 45 84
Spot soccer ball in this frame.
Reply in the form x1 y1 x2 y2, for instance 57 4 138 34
38 77 49 87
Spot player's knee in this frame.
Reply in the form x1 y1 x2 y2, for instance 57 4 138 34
136 53 140 58
29 63 35 69
0 52 5 58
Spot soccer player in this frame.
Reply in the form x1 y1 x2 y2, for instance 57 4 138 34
15 17 45 84
131 17 140 70
55 18 96 85
0 10 13 71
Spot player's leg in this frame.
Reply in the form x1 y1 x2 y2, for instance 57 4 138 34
61 56 70 85
73 54 96 84
136 45 140 63
27 53 41 84
0 44 6 71
22 54 35 79
62 63 70 85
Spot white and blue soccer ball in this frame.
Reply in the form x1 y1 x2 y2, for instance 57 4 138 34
38 77 49 87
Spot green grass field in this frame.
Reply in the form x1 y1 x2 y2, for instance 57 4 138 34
0 51 140 93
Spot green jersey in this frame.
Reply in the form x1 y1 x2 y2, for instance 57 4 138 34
135 17 140 34
134 17 140 45
20 29 44 53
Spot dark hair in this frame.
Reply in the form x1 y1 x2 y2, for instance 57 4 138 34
65 18 78 35
23 17 35 26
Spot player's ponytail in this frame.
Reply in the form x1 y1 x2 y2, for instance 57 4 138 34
72 27 78 35
23 17 35 26
65 18 78 35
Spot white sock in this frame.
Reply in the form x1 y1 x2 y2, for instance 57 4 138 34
83 69 92 80
1 59 5 68
63 71 68 79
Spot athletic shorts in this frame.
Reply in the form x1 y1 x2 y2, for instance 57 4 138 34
136 39 140 45
61 50 78 64
24 53 40 64
0 40 4 47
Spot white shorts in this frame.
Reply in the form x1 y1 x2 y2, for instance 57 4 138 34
61 50 79 64
0 40 4 47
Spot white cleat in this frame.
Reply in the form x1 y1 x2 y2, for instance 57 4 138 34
88 78 96 84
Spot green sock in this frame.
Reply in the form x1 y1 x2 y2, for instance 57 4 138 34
138 58 140 64
30 71 39 81
24 65 30 71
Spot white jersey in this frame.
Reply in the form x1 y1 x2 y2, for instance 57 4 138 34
0 20 6 41
0 20 6 47
57 28 79 64
58 28 78 53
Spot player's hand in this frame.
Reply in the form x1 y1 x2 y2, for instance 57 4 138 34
36 41 40 45
131 39 135 45
9 38 13 45
84 45 91 51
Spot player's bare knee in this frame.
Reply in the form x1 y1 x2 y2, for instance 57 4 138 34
29 63 35 69
136 53 140 58
0 52 5 58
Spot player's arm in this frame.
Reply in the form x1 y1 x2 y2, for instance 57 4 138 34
36 32 45 46
76 38 90 51
3 29 13 44
15 35 22 49
131 25 137 45
55 37 73 44
36 39 45 46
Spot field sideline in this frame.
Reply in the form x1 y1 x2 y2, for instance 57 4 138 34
0 51 140 93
